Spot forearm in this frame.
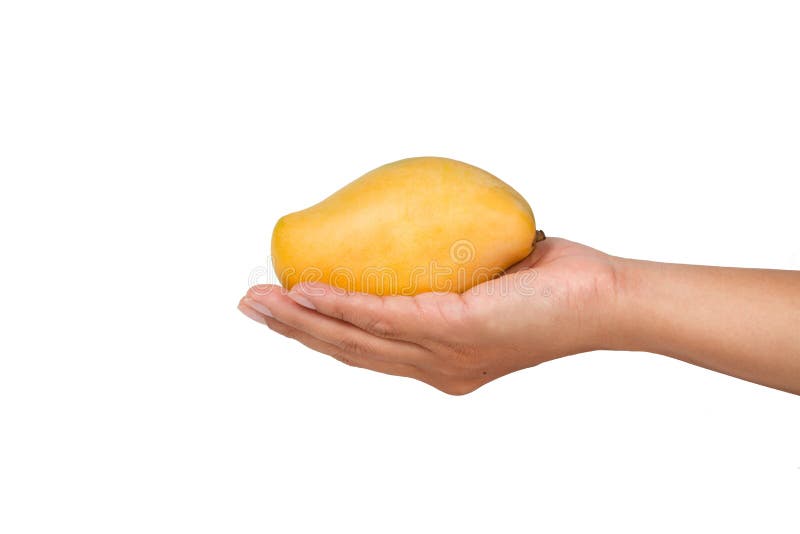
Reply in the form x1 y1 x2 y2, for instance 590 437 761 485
606 257 800 394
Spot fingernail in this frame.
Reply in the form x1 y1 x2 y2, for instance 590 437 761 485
288 292 315 310
243 297 273 317
238 302 267 324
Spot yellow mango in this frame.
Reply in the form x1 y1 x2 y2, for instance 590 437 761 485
271 156 540 296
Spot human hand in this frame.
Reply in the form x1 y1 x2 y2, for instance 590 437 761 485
239 237 620 394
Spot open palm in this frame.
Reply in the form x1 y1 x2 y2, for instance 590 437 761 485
239 237 619 394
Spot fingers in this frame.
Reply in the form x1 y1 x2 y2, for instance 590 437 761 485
242 288 429 366
282 282 433 341
238 291 488 395
238 301 423 380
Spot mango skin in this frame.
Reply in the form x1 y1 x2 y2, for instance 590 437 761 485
271 156 537 296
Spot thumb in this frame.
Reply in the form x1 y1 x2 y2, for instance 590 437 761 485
504 231 551 275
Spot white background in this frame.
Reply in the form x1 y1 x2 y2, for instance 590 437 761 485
1 1 799 532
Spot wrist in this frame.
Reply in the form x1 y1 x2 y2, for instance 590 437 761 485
566 254 643 354
598 255 651 352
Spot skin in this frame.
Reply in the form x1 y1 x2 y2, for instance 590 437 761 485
238 238 800 396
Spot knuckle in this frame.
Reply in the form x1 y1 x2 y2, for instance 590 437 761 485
362 317 396 338
338 336 365 356
266 321 292 337
331 349 358 368
329 304 347 322
432 292 470 327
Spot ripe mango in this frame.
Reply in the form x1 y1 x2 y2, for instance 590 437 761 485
271 156 539 296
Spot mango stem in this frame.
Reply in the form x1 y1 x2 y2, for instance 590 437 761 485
531 229 546 251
